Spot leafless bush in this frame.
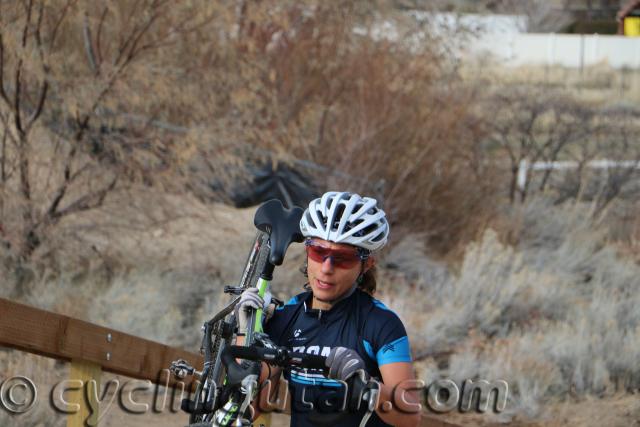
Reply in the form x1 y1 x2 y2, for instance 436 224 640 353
322 76 497 254
249 4 500 253
555 104 640 216
482 86 596 203
383 195 640 422
0 0 215 282
165 0 499 254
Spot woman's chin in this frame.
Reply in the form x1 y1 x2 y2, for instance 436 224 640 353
311 281 337 300
312 286 335 300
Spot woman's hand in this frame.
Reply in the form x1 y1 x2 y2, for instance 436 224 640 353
325 347 421 426
325 346 367 381
234 288 275 333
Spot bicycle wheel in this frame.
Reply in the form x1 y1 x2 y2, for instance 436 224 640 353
189 231 271 424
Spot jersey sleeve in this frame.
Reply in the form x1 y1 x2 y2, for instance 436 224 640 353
367 303 412 366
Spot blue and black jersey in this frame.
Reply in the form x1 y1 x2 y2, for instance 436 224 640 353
263 287 412 427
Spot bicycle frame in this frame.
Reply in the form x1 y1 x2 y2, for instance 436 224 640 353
170 199 304 427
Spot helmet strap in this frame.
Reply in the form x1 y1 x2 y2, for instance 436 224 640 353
356 260 367 285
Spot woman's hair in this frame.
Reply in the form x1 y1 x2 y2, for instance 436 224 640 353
301 259 377 295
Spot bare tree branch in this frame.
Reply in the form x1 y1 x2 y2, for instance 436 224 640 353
1 117 7 182
25 82 48 132
52 175 118 219
26 4 49 132
49 0 75 49
11 0 35 137
46 145 77 218
82 12 98 73
120 6 163 66
18 143 32 209
21 0 34 47
0 34 9 105
95 6 109 68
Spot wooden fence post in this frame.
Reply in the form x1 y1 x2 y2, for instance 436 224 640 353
254 413 271 426
67 360 102 427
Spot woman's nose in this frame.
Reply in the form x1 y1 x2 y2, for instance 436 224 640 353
321 256 334 273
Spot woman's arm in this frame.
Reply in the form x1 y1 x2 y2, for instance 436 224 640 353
253 363 289 418
374 361 422 427
234 335 289 419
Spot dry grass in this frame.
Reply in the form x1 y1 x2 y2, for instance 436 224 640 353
380 195 640 425
466 61 640 105
441 392 640 427
0 350 67 427
0 349 214 427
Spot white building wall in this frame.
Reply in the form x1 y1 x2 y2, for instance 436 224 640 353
361 12 640 69
473 33 640 69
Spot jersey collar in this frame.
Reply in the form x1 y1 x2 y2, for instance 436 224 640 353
303 285 358 320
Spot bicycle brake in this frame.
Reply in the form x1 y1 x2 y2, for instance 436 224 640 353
237 374 258 425
359 377 381 427
170 359 201 379
252 332 278 349
224 286 245 295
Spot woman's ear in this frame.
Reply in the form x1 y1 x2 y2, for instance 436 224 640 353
364 256 376 272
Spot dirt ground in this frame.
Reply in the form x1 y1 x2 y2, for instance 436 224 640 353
2 339 640 427
438 393 640 427
107 394 640 427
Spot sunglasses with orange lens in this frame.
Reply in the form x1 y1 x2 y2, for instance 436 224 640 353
304 239 369 269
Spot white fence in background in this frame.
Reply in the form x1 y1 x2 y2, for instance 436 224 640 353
360 13 640 69
473 33 640 69
517 159 640 191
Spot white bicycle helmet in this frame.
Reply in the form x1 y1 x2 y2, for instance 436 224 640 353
300 191 389 251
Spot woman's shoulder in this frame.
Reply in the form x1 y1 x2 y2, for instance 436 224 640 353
356 289 404 321
276 289 310 309
356 290 408 337
355 290 412 364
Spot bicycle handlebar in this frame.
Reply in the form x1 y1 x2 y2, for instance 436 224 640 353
222 345 377 427
226 345 327 371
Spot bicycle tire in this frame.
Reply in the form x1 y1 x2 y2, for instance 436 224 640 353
239 231 270 290
189 231 271 424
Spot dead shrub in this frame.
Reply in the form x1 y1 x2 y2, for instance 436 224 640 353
216 1 501 254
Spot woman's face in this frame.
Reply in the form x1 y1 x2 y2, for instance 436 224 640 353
306 238 373 304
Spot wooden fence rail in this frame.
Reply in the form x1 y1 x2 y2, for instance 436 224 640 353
0 297 203 383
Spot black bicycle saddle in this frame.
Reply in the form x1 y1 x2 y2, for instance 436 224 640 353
253 199 304 266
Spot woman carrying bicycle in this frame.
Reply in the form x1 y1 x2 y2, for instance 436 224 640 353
236 191 421 426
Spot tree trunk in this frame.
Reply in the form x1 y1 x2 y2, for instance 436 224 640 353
17 134 36 261
509 165 518 203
